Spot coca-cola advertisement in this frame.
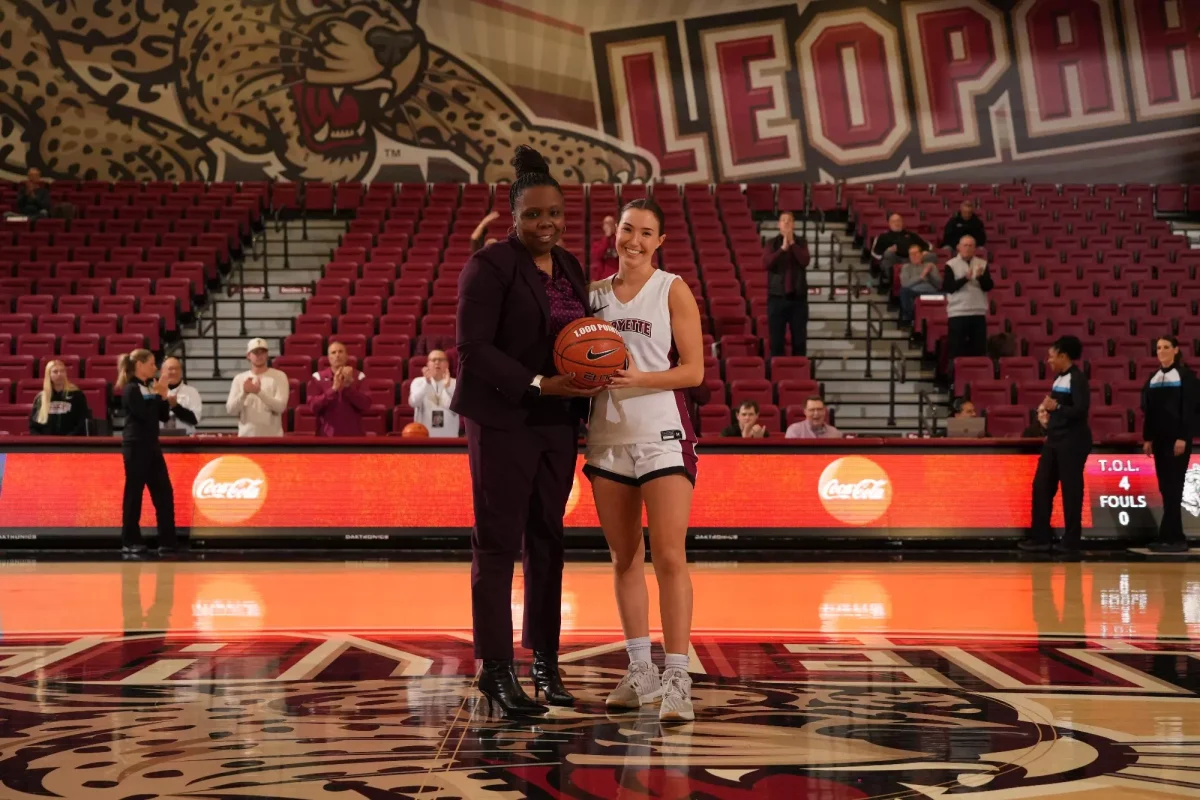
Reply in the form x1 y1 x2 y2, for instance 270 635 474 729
0 446 1195 539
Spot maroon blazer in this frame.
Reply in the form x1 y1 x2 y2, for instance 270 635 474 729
452 235 592 430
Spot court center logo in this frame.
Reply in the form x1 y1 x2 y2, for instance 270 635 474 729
818 456 893 525
192 456 268 525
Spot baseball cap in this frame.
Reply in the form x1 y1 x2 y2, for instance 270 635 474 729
246 337 270 354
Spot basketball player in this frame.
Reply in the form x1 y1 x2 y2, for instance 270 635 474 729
585 199 705 722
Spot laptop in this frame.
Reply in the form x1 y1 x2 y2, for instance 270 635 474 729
946 416 987 438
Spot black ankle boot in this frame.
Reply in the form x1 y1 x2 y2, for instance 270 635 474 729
530 651 576 707
478 660 547 719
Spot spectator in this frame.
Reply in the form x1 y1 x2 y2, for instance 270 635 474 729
942 235 993 360
159 357 202 435
470 210 501 253
225 337 289 437
955 399 978 419
408 349 460 437
785 396 841 439
29 360 89 435
721 400 768 438
762 211 810 357
870 213 929 283
16 168 52 218
1023 407 1050 438
590 214 619 280
898 243 942 324
942 199 987 250
308 341 370 437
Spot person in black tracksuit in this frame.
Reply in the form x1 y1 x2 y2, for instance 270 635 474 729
1141 336 1198 553
1020 336 1092 553
117 350 179 557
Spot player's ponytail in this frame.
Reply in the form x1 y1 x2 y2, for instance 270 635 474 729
116 349 154 389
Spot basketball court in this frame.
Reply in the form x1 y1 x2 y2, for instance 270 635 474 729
0 558 1197 798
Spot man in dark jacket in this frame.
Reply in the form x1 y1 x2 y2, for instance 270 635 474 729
16 168 52 218
870 213 929 286
762 211 811 357
942 199 987 250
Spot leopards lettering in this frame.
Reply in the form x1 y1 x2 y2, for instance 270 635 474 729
0 0 655 183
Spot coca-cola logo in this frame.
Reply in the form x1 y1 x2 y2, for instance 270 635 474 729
818 457 893 525
191 456 268 525
194 478 264 500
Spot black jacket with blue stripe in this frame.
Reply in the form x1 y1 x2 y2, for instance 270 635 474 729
1141 359 1198 445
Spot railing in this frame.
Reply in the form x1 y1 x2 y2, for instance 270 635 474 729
887 342 906 428
861 292 907 427
917 389 938 437
205 302 221 379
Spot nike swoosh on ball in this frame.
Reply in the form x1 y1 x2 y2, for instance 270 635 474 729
586 347 619 360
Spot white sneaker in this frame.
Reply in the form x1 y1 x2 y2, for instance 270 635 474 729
606 660 662 709
659 667 694 722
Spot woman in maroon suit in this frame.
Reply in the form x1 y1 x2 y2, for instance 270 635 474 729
452 146 600 717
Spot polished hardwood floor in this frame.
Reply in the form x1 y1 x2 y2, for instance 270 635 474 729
0 560 1197 798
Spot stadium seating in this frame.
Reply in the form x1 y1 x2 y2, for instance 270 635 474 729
0 179 258 432
4 178 1193 438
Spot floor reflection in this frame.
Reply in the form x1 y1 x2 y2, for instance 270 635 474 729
0 561 1195 797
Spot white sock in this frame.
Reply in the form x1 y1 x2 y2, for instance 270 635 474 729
664 652 689 673
625 636 652 666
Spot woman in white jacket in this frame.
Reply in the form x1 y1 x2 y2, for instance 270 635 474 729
408 350 460 437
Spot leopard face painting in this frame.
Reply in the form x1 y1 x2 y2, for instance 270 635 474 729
0 0 654 183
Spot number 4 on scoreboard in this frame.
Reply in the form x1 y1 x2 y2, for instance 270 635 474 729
1119 476 1131 491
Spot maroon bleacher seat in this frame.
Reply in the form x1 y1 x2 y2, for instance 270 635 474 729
61 333 101 358
16 334 56 360
0 405 32 435
1090 408 1129 440
283 334 324 360
968 380 1013 409
985 406 1031 437
769 356 812 382
728 379 772 408
0 355 35 381
271 355 314 384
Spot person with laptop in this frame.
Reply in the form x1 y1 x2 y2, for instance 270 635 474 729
947 399 986 438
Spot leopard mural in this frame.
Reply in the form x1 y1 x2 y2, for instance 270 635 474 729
0 0 654 184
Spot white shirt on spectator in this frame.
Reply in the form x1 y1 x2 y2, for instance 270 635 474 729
162 383 203 435
408 376 460 437
225 368 289 437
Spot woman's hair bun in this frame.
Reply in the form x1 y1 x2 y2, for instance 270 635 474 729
511 145 551 178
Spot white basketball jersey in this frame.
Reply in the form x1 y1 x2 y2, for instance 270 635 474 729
588 269 693 446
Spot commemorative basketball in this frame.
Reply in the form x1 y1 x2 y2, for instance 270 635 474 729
553 317 628 388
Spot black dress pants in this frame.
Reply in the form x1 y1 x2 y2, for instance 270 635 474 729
466 418 576 660
767 295 808 357
1030 434 1092 545
947 315 988 360
121 444 177 547
1153 440 1192 546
